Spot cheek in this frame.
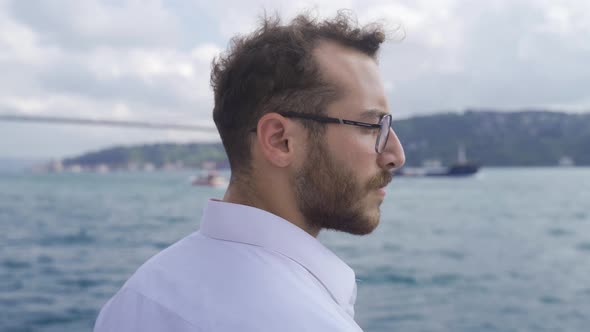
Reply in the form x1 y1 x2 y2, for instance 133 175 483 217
331 128 373 154
332 135 376 176
326 127 378 171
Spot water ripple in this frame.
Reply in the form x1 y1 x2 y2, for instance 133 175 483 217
575 242 590 252
0 279 24 292
539 295 562 304
29 312 76 326
39 229 95 246
2 259 32 269
547 228 573 237
439 249 466 260
430 273 462 286
357 269 418 286
57 277 106 290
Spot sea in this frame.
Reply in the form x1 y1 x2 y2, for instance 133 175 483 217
1 168 589 332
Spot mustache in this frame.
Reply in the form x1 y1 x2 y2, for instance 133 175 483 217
367 171 393 190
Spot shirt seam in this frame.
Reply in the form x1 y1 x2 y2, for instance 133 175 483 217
123 286 205 332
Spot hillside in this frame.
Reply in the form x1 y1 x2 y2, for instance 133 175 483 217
60 110 590 170
394 110 590 166
62 142 228 170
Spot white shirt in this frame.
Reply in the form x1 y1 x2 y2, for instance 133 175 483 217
94 200 363 332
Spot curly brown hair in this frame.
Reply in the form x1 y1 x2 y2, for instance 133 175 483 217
211 10 386 176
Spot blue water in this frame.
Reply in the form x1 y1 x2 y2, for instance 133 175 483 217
1 168 589 332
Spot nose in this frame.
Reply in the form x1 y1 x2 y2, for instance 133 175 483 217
377 127 405 172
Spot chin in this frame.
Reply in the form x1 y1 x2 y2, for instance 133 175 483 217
349 222 379 236
364 209 382 233
350 212 381 235
366 217 381 234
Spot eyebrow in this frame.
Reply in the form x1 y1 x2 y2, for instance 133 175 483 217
359 109 389 121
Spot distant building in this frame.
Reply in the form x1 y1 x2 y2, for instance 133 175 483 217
558 156 575 167
142 163 155 172
38 160 64 173
67 164 83 173
96 164 110 173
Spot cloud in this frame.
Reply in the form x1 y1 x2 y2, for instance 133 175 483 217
34 47 214 114
372 0 590 114
7 0 182 50
1 0 590 158
0 0 221 129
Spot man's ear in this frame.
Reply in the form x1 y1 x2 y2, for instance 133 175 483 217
256 113 295 168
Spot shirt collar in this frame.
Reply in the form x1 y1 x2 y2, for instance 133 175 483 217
199 199 357 316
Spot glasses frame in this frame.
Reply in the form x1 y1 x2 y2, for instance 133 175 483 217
278 111 392 154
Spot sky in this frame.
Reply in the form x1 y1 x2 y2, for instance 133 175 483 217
1 0 589 159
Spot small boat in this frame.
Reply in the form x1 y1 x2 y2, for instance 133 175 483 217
190 171 228 187
396 145 480 177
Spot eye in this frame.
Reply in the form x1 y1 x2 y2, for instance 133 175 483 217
360 126 379 135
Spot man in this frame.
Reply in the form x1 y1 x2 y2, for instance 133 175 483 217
94 11 405 332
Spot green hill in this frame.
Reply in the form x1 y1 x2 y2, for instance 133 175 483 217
394 110 590 166
63 142 228 169
62 110 590 169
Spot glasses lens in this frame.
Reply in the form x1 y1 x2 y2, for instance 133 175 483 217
377 115 391 153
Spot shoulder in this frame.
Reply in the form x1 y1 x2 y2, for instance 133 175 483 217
94 287 202 332
96 231 350 331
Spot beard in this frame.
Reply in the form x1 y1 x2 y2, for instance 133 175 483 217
294 139 393 235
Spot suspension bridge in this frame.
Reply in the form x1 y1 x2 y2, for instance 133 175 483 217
0 114 217 132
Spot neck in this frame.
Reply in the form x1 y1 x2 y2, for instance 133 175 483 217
222 170 320 237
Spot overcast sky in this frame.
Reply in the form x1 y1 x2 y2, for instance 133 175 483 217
1 0 589 159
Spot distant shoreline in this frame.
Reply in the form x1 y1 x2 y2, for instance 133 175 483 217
3 110 589 171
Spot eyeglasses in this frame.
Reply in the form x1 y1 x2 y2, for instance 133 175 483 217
278 111 393 154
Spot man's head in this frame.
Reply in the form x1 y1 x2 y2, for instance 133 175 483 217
211 11 386 175
212 11 405 235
